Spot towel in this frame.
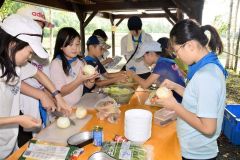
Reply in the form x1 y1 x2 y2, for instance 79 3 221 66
127 31 147 52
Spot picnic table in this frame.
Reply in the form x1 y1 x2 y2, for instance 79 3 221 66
7 91 181 160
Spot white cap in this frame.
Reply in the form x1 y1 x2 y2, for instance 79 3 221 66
17 5 54 28
0 14 49 59
135 41 162 59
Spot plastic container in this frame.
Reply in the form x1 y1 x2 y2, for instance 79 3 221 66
103 86 135 104
154 108 177 126
222 104 240 145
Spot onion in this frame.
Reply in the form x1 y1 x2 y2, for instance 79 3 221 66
56 117 70 129
76 107 87 119
156 87 171 99
83 65 95 76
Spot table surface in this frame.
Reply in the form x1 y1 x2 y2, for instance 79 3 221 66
7 91 181 160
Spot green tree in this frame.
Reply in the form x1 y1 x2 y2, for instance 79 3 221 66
0 0 24 19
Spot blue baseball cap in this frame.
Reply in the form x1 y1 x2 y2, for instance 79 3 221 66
87 35 111 49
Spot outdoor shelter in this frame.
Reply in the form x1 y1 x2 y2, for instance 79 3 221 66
1 0 205 55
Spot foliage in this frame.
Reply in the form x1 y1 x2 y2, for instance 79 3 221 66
213 15 228 37
0 0 24 19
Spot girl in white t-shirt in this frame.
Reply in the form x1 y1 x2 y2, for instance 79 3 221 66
0 15 71 159
50 27 98 106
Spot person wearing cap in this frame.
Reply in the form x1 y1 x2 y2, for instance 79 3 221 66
50 27 98 106
121 16 153 79
126 41 185 103
16 5 56 147
92 29 113 66
157 37 188 77
17 5 54 29
0 14 70 159
84 35 127 92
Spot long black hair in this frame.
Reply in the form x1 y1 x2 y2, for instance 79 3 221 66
53 27 81 75
0 28 29 83
170 19 223 54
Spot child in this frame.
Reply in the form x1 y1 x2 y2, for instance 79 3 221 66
84 35 127 93
50 27 97 106
0 14 70 159
121 16 153 79
157 37 188 77
154 19 227 160
17 5 55 147
127 41 185 103
92 29 113 66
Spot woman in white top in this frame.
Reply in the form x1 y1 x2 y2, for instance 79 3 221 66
0 14 70 159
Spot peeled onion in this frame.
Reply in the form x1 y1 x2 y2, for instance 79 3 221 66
156 87 171 99
83 65 95 76
57 117 70 129
76 107 87 119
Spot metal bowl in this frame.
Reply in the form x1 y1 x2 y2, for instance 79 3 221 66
88 152 116 160
67 131 93 148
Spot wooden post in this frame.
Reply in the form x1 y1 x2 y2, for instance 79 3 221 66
72 4 86 55
176 8 183 22
110 14 115 57
79 13 86 54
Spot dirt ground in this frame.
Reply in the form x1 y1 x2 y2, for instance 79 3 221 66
217 70 240 160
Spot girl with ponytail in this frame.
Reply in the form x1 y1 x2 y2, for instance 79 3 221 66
153 19 227 160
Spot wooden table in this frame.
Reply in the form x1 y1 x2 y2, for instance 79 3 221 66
7 91 181 160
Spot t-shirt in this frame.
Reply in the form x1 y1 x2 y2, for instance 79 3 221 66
20 54 50 121
49 58 84 106
0 63 37 159
153 57 185 103
84 55 106 75
121 32 152 74
83 56 105 93
177 64 226 159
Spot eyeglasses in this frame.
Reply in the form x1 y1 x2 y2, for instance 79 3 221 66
172 42 187 55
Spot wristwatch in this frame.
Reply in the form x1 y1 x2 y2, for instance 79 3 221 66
52 90 61 97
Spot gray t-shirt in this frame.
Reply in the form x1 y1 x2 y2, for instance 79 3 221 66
0 63 37 159
178 64 226 159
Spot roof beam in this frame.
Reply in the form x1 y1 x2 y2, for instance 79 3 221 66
82 0 176 12
83 11 98 28
163 8 178 23
112 13 177 19
171 0 204 23
15 0 73 11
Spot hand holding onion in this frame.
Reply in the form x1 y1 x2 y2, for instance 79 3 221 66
151 87 178 110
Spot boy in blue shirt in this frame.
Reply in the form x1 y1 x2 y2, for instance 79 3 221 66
84 35 127 93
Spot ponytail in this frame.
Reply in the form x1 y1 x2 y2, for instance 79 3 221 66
201 25 223 54
170 19 223 55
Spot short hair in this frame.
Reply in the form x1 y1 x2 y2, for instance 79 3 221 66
92 29 108 41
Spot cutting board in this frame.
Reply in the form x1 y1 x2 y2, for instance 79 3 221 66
36 115 92 145
77 93 107 110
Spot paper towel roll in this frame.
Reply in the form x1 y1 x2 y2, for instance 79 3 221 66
124 109 152 143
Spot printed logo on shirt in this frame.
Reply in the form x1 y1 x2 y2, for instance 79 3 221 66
31 61 43 71
69 68 76 78
10 85 20 95
172 64 183 78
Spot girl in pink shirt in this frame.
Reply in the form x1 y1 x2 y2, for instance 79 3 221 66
50 27 97 106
